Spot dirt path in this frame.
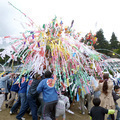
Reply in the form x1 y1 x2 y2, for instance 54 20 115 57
1 99 119 120
0 101 89 120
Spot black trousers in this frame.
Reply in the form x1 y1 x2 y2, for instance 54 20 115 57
43 100 58 120
110 114 115 120
5 93 8 101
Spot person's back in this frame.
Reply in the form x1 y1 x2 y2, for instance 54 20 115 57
90 98 115 120
59 94 70 109
93 73 115 110
90 106 108 120
37 70 58 120
56 94 70 120
37 72 58 103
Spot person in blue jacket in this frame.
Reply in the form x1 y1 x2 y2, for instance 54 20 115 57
37 70 58 120
0 73 14 99
10 74 29 120
0 72 14 111
6 73 19 108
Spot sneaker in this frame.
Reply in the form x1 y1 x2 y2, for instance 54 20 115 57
66 109 74 114
37 114 41 118
0 109 2 112
29 111 32 115
16 117 25 120
82 112 85 115
84 106 87 110
21 117 25 120
88 111 90 115
9 111 13 115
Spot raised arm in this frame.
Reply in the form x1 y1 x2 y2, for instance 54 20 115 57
0 73 15 82
91 81 100 92
37 80 44 94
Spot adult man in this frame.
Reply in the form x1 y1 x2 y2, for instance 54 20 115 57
0 73 14 111
37 70 58 120
10 74 28 120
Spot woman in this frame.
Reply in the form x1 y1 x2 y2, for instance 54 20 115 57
92 73 115 120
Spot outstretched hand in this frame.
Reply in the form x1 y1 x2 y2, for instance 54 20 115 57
10 73 15 77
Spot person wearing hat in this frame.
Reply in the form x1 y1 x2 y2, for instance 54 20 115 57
0 72 15 111
112 85 120 120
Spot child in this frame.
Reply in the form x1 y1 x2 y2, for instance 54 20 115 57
112 85 120 120
55 93 70 120
90 98 115 120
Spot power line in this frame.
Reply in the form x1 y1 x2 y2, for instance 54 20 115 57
96 49 120 58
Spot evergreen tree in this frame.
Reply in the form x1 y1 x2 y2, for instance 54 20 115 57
116 43 120 54
0 49 5 64
94 29 110 55
110 32 119 49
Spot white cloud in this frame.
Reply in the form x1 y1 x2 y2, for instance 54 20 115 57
0 0 120 45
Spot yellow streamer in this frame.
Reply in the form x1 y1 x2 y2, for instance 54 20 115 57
67 78 69 87
0 72 5 77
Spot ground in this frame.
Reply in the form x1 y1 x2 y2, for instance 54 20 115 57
0 99 120 120
0 101 89 120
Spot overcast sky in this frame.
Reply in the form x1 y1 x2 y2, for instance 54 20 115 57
0 0 120 48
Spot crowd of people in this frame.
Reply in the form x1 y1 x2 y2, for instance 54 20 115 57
0 71 70 120
0 71 120 120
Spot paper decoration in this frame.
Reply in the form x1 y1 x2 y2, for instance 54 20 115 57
0 2 117 99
